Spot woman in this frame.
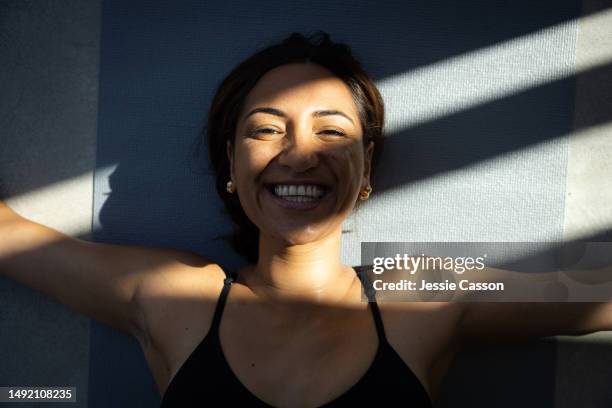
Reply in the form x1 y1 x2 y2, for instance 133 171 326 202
0 31 610 407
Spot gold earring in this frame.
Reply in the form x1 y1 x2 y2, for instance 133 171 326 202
226 180 236 194
359 185 372 201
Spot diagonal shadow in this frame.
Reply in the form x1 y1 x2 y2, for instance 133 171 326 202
360 0 609 79
375 61 612 193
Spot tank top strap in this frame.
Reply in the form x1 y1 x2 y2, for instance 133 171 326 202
354 265 389 344
209 268 236 333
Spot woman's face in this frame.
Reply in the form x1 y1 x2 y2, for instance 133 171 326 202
228 62 374 245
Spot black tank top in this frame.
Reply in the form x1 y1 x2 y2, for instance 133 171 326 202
160 266 433 407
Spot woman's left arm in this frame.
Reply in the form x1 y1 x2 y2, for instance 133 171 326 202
456 301 612 348
380 257 612 350
451 261 612 347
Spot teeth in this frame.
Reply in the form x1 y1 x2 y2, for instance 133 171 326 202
273 184 326 198
284 196 316 203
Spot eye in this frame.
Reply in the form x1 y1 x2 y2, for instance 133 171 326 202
249 128 282 139
248 128 347 138
254 128 280 134
319 129 346 137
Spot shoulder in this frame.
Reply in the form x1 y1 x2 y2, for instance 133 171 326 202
378 301 463 354
376 299 463 399
359 264 463 353
136 255 228 346
133 254 229 388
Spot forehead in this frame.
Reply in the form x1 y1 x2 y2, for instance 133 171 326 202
239 63 359 121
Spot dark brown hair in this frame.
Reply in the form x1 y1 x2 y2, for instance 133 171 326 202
200 31 385 263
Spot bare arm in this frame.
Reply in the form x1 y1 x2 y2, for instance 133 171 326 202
0 200 215 342
390 256 612 349
453 264 612 348
456 301 612 348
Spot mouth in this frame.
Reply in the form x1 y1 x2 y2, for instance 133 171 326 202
263 183 332 210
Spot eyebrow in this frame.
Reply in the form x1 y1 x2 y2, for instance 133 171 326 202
243 107 355 125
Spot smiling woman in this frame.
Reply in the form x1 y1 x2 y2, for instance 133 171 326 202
1 29 611 408
155 31 436 407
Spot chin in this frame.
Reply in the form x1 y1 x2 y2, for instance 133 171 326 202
268 224 328 245
281 230 320 246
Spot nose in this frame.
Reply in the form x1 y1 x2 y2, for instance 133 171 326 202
277 128 320 173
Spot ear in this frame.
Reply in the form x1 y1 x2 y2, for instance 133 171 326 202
363 140 374 187
226 140 235 180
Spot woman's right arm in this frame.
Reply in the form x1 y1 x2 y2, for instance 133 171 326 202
0 200 219 345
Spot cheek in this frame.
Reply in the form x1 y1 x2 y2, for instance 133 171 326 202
348 147 364 175
325 145 364 206
235 144 274 179
331 146 363 183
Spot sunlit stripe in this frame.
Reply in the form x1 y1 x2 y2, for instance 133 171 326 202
4 165 119 238
563 122 612 242
378 9 612 132
91 163 119 233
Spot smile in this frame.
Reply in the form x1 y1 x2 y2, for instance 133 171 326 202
263 184 331 209
273 184 326 198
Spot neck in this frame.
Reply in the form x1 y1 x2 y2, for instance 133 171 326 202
241 228 358 309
